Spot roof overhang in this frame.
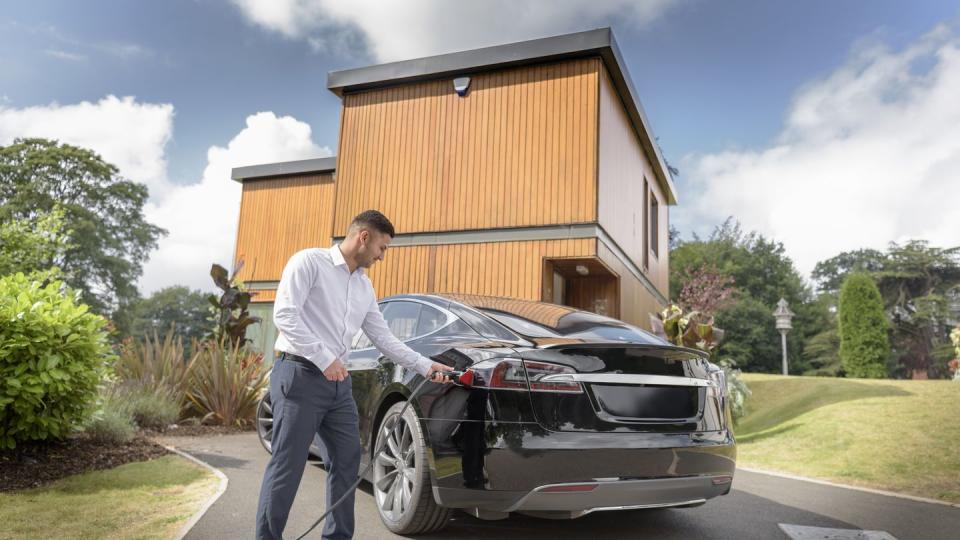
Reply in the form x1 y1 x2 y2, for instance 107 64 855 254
230 156 336 183
326 27 678 204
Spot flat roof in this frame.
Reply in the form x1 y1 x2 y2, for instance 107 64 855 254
231 156 336 182
327 27 678 204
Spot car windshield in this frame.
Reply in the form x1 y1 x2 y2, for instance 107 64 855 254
481 310 560 338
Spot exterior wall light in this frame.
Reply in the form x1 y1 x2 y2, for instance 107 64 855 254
453 76 471 96
575 264 589 276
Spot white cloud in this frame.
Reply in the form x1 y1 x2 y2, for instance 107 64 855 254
677 24 960 277
0 97 330 295
0 95 174 198
139 112 331 295
44 49 87 62
231 0 680 61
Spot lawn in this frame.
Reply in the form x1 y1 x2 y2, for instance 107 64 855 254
0 455 220 540
735 374 960 503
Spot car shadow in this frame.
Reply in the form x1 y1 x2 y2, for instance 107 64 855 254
429 489 864 539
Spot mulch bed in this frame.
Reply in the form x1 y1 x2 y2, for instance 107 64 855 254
0 434 169 493
147 424 253 438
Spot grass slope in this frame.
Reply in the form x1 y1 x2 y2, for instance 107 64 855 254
0 454 220 539
736 374 960 503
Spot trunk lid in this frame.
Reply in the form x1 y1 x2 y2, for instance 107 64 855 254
519 344 726 433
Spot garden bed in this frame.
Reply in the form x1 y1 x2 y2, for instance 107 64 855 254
0 434 168 492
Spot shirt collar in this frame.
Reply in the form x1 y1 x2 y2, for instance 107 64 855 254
330 243 364 275
330 243 348 267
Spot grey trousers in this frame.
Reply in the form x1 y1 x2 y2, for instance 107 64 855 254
256 354 362 540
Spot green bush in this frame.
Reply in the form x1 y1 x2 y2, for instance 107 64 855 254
0 273 114 449
126 388 179 430
718 358 751 423
838 272 890 378
187 339 268 426
86 399 136 444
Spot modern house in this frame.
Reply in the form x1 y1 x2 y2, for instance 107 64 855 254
230 28 677 356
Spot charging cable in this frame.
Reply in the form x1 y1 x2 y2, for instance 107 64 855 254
293 369 465 539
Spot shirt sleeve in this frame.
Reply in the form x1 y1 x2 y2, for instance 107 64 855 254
273 250 337 372
361 298 434 377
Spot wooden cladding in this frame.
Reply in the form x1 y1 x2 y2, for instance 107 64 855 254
233 174 335 283
365 238 595 301
333 58 600 236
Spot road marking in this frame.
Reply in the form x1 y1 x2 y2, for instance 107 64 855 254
779 524 897 540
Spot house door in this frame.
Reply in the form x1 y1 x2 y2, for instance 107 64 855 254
542 257 620 319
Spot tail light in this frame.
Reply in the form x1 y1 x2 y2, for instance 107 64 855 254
463 358 583 394
707 364 727 397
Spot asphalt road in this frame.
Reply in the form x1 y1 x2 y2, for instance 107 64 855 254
158 432 960 540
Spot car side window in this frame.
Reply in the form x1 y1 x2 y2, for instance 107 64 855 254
416 304 446 336
383 301 421 342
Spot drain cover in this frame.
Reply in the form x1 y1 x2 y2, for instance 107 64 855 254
779 524 898 540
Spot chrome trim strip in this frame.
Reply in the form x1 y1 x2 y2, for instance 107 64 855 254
579 499 707 516
540 373 714 387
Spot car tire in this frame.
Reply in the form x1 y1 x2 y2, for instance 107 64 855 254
372 401 452 534
256 392 274 454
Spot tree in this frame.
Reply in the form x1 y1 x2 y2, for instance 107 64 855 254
677 265 737 318
128 286 212 344
812 248 886 295
838 273 890 378
876 241 960 376
670 218 830 373
813 241 960 377
0 207 71 277
0 138 166 322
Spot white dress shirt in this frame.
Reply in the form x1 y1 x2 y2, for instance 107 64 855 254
272 244 434 377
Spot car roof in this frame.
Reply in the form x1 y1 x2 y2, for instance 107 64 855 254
385 293 664 345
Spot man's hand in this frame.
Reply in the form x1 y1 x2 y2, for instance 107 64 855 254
323 358 349 382
429 362 454 384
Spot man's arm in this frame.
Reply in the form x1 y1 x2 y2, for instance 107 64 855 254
361 300 450 380
273 250 337 371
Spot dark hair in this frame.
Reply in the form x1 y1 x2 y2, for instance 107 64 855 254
350 210 395 238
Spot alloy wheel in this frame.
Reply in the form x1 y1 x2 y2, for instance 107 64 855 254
373 412 417 521
256 393 273 453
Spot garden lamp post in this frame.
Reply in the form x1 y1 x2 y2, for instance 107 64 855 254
773 298 794 375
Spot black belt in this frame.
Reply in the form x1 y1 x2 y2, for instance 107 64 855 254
279 352 322 373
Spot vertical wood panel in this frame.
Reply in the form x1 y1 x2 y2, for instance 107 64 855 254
333 58 600 236
364 239 593 301
234 173 335 282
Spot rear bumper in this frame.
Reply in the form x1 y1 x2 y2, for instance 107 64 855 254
435 474 731 516
427 420 736 513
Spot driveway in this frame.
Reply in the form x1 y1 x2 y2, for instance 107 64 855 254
157 432 960 540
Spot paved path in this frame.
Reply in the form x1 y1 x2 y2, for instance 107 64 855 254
157 433 960 540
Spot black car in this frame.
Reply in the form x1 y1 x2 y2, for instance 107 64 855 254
256 293 736 534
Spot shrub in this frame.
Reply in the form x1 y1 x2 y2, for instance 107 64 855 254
838 273 890 378
0 273 113 449
114 329 196 419
86 397 136 444
718 358 751 423
187 339 268 427
126 388 179 430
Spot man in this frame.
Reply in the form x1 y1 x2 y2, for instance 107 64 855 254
256 210 452 540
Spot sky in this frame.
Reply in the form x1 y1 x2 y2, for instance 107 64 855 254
1 1 958 295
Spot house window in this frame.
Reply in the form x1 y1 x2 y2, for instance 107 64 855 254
650 191 659 258
642 177 649 270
